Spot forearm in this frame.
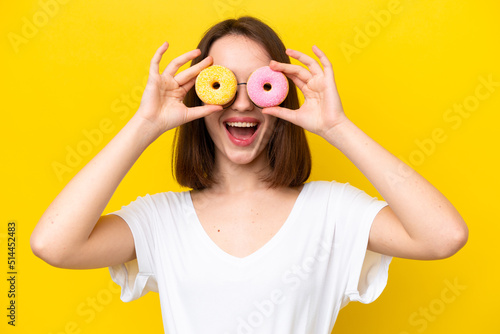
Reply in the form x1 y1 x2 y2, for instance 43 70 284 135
31 113 160 253
323 119 468 245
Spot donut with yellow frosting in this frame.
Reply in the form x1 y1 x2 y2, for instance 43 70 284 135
195 65 237 105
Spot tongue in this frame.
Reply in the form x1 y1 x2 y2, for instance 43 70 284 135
228 126 256 140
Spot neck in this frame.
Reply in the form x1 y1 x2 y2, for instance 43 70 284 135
210 150 272 194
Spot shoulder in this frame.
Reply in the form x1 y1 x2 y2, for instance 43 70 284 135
308 180 374 195
304 181 383 211
303 180 353 195
120 190 190 211
112 190 192 229
299 180 342 207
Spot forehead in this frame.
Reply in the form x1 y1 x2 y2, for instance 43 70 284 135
208 35 270 78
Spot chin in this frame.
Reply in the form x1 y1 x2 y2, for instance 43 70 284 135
223 147 267 166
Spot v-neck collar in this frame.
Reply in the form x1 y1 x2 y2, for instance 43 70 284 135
184 182 310 266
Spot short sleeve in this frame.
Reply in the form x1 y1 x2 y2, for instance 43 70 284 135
108 195 159 302
329 182 392 308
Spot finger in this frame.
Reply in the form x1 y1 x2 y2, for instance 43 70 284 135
162 49 202 77
284 72 308 91
180 76 196 94
174 56 213 86
186 104 223 122
270 62 308 91
285 49 323 76
261 106 298 125
269 60 312 85
150 42 169 75
312 45 334 78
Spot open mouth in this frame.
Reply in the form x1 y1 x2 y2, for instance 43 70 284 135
224 121 260 141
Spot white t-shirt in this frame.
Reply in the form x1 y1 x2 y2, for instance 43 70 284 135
109 180 392 333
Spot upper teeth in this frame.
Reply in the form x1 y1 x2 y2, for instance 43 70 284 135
226 122 257 127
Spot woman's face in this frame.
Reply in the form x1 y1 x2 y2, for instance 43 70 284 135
204 35 277 166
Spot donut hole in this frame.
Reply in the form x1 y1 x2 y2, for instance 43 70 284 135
263 83 272 91
212 82 221 90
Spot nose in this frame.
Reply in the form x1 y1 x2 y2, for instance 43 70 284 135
230 83 254 112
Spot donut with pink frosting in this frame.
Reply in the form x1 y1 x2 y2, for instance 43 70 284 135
246 66 288 108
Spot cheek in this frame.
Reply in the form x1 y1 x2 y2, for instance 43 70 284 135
263 116 277 133
260 117 278 144
202 121 217 147
268 116 277 127
203 114 222 136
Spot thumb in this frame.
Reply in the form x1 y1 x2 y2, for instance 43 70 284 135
262 106 297 124
186 104 223 122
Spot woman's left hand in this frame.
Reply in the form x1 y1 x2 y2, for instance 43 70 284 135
262 46 348 138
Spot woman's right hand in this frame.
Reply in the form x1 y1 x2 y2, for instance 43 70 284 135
135 42 222 137
31 42 222 270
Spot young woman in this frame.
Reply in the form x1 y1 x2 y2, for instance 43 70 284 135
31 16 468 333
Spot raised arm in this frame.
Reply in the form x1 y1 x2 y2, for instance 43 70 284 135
30 42 222 269
263 46 468 260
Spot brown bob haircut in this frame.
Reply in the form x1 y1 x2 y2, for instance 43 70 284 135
172 16 311 190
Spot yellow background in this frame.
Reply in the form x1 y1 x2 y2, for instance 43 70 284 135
1 0 499 333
